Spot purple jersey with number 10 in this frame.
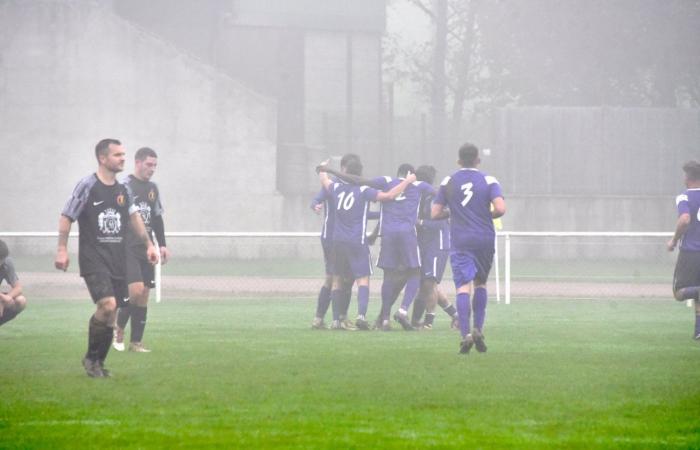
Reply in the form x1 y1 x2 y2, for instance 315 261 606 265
329 182 379 245
677 188 700 252
434 168 503 251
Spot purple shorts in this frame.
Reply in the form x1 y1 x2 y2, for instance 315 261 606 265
450 247 494 288
421 249 449 283
321 238 333 275
377 231 421 270
332 241 373 279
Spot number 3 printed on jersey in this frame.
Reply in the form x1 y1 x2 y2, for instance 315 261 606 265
337 191 356 211
461 182 474 206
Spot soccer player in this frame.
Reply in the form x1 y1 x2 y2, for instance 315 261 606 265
372 164 436 331
113 147 170 352
0 240 28 327
668 160 700 340
432 143 505 354
411 165 458 330
55 138 158 377
319 158 415 330
310 154 361 330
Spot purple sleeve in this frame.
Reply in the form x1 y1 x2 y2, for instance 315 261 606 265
362 187 379 202
371 176 390 191
421 182 436 196
310 187 326 209
487 176 503 200
434 185 448 206
677 194 690 216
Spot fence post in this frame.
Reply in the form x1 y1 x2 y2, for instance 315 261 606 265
494 234 501 304
505 233 511 305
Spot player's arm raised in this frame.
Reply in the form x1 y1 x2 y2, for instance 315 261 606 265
668 213 691 252
130 213 159 265
55 215 72 271
376 172 416 202
318 166 382 188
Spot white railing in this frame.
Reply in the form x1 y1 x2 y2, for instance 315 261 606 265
0 231 680 305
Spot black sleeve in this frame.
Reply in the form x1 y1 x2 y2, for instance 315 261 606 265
152 214 166 247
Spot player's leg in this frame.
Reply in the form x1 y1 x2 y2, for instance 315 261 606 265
127 281 151 352
671 250 700 339
312 275 333 329
416 279 435 329
355 276 371 330
83 273 120 377
0 294 27 327
378 269 407 330
411 281 428 327
313 241 334 329
436 288 459 328
394 233 421 329
471 246 495 353
450 252 478 354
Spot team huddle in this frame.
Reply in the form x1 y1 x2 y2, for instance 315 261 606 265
310 143 506 354
1 139 700 376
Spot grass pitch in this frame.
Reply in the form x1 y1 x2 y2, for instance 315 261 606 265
1 297 699 449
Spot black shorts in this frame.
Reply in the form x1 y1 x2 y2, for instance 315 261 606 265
83 272 128 306
126 246 156 288
673 250 700 292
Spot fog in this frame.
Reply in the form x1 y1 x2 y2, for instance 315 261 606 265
0 0 698 233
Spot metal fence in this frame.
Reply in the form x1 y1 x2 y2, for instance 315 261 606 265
0 231 681 306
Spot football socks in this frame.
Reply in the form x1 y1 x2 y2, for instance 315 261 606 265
456 293 471 338
473 287 487 331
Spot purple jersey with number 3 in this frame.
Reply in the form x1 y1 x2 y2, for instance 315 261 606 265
434 168 503 251
677 188 700 252
330 182 379 245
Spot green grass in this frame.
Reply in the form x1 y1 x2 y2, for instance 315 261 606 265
1 298 699 449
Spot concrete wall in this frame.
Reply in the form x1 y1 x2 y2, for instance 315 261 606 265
0 0 281 232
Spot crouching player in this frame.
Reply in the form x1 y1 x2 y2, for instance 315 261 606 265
318 157 414 330
0 240 27 327
668 160 700 340
432 143 505 354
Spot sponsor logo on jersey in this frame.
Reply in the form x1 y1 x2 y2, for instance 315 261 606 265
98 208 122 235
138 201 152 225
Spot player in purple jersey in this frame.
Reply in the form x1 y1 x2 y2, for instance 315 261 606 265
370 164 436 331
432 143 505 354
310 154 361 330
0 240 28 328
55 139 159 377
318 158 415 330
667 161 700 340
410 165 458 330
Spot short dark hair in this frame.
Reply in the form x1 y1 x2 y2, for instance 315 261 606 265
458 143 479 167
340 153 361 168
397 163 415 178
683 160 700 182
135 147 158 161
345 158 363 176
415 165 437 185
95 138 121 161
0 239 8 260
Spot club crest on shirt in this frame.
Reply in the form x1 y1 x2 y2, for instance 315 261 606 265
98 208 122 235
138 201 152 225
116 193 126 207
148 189 156 202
